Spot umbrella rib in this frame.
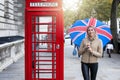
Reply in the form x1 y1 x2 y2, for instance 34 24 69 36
97 25 110 28
72 32 85 43
81 20 88 26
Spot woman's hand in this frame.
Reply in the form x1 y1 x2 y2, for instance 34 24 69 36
87 47 93 53
85 43 93 53
84 43 90 50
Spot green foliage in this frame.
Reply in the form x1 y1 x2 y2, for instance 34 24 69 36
117 4 120 17
95 0 111 21
64 9 77 29
63 0 115 29
77 0 112 21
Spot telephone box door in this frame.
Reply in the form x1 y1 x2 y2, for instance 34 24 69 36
25 11 64 80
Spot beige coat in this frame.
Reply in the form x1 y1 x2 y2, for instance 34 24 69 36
79 37 103 63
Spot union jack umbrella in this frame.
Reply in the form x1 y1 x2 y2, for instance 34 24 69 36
68 17 113 47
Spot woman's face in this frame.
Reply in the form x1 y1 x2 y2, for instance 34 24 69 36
87 27 96 38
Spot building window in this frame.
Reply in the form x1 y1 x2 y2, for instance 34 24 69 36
4 0 9 18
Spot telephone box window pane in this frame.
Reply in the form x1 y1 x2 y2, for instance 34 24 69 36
36 53 56 61
35 16 56 23
32 51 56 78
35 16 56 32
32 25 35 32
40 25 48 32
36 25 56 32
53 34 56 41
36 17 39 23
53 16 56 23
39 16 52 23
36 34 56 41
35 16 53 23
53 24 56 32
39 43 52 50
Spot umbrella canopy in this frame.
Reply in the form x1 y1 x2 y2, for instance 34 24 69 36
68 17 113 47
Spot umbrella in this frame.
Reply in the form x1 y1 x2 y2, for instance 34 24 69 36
68 17 113 47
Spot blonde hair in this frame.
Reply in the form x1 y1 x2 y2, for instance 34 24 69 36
86 26 96 34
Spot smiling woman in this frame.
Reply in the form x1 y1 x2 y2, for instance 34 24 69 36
63 0 82 10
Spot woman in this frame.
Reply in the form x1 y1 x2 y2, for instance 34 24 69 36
78 26 103 80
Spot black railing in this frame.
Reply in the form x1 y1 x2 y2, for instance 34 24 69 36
0 36 24 44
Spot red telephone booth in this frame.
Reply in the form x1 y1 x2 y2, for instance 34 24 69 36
25 0 64 80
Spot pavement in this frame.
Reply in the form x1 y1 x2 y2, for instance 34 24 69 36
64 45 120 80
0 44 120 80
0 57 24 80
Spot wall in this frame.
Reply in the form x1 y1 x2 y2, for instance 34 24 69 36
0 0 25 37
0 0 25 71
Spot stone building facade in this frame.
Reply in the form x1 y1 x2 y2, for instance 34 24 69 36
0 0 24 36
0 0 25 71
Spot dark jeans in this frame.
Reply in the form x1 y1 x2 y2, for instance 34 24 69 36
107 49 111 58
81 62 98 80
